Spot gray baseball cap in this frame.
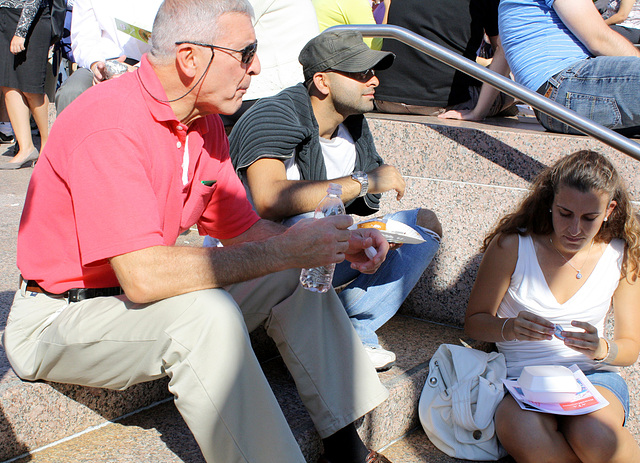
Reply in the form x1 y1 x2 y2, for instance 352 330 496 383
299 30 395 82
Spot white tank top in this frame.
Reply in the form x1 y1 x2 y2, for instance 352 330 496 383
497 234 624 378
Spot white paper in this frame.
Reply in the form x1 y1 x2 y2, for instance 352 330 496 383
348 218 425 244
503 365 609 416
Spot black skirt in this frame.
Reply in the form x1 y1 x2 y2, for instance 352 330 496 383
0 7 51 93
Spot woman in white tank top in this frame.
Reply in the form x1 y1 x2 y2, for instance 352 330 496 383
465 150 640 462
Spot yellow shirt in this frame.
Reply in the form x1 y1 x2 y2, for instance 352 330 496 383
312 0 382 50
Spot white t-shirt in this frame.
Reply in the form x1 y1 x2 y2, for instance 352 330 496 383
284 124 356 180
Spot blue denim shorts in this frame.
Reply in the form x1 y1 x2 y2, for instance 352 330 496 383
584 370 629 425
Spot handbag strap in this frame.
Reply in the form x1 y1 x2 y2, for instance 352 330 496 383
451 376 505 431
451 378 480 430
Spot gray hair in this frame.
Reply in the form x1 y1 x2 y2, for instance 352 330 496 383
149 0 254 62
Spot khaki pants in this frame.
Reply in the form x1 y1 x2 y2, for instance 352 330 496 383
3 269 388 463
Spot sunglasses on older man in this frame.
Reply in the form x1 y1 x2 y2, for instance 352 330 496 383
175 41 258 64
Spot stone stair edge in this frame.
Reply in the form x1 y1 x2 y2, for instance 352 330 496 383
366 113 640 200
365 111 546 136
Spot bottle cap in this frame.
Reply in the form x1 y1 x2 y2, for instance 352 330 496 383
365 246 377 260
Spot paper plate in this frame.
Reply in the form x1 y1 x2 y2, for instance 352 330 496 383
349 218 425 244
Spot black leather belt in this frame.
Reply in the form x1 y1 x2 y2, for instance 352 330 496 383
21 277 123 302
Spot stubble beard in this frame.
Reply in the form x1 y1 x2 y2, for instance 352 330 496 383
333 94 375 117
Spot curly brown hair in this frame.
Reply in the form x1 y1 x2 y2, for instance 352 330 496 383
483 150 640 277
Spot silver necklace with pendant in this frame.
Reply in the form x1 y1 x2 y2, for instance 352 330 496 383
549 238 594 279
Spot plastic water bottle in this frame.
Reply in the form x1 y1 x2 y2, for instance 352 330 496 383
300 183 346 293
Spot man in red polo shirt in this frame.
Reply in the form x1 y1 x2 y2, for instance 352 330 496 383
2 1 394 462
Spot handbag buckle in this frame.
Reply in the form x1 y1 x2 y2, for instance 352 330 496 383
429 360 449 396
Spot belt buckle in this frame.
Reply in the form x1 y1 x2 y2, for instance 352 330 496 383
67 288 82 303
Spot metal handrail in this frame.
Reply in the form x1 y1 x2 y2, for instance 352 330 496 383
326 24 640 161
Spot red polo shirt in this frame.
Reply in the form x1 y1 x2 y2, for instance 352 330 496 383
17 55 259 293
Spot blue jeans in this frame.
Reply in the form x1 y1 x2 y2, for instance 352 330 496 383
207 209 440 347
585 370 630 425
282 209 439 347
333 209 440 346
535 56 640 136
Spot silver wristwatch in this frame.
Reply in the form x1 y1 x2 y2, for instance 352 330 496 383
351 171 369 197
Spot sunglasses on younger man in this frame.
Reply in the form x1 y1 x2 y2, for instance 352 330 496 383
327 69 376 82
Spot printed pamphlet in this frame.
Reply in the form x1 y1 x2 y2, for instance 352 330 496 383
503 364 609 416
115 19 152 44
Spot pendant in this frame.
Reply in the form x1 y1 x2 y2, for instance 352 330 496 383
576 272 582 279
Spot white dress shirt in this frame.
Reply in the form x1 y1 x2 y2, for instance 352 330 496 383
70 0 162 69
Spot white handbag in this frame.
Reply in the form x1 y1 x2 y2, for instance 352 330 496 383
418 343 508 460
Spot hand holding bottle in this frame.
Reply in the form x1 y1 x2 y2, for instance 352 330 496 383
300 184 348 292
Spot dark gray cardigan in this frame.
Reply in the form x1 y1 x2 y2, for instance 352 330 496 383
229 83 383 216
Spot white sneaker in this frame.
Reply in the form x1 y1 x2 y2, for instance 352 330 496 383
364 345 396 371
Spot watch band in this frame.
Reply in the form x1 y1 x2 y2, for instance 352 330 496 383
351 171 369 197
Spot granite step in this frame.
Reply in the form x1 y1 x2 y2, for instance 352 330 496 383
2 112 640 461
381 427 515 463
366 113 640 443
368 112 640 328
3 316 466 462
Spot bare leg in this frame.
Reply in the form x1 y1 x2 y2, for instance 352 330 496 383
24 91 49 149
562 387 640 463
1 87 36 162
495 394 580 463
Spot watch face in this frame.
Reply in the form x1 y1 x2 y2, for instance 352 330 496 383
352 171 366 182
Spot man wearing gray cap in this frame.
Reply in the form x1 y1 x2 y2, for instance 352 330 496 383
225 30 442 372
